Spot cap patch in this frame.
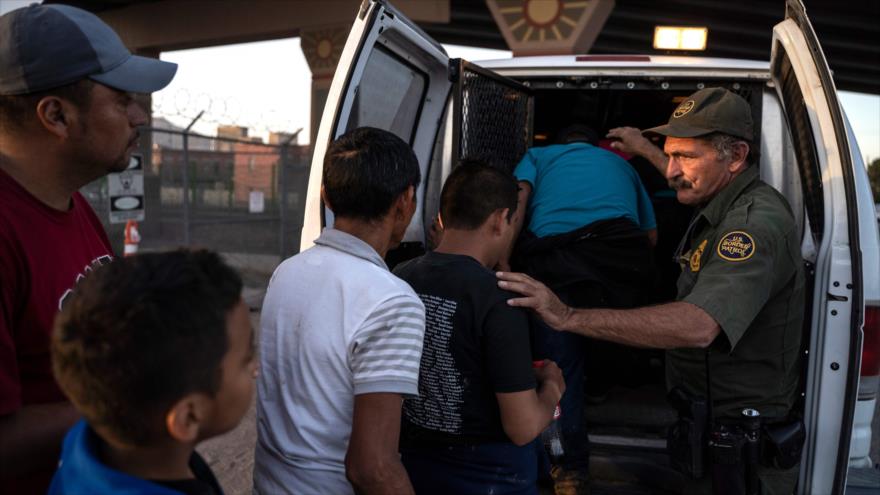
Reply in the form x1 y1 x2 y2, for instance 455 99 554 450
716 231 755 261
673 100 695 118
689 239 708 272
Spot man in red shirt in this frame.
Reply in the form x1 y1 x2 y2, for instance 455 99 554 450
0 5 177 492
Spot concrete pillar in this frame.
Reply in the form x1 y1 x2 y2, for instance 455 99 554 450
300 25 349 147
486 0 615 56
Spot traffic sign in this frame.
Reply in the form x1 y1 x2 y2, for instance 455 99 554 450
108 153 145 224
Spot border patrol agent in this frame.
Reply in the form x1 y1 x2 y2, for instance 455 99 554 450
497 88 806 495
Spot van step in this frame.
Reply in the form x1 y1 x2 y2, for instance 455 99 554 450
589 433 666 451
589 450 683 494
589 482 675 495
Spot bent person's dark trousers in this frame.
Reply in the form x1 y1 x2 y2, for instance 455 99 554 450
513 218 656 483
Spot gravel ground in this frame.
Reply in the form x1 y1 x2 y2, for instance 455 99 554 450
198 399 257 495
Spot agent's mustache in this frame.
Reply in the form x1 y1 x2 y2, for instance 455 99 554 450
668 176 693 190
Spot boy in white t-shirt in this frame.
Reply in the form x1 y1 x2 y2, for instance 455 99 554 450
254 127 426 495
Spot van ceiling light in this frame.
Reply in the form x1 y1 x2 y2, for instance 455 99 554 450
653 26 708 51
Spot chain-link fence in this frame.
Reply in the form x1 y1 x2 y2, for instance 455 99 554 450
80 127 311 302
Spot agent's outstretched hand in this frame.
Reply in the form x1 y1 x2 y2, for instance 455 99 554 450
496 271 572 331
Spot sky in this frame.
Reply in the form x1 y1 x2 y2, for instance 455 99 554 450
1 0 877 164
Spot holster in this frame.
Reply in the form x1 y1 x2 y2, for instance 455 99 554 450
761 418 806 470
707 416 804 495
666 386 709 479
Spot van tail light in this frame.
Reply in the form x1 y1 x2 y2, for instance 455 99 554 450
861 305 880 377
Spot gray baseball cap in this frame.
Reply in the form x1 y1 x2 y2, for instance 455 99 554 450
0 4 177 95
643 87 754 141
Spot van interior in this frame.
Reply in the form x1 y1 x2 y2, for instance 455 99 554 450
385 76 812 494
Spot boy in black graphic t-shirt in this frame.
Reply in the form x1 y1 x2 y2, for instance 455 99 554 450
394 161 565 495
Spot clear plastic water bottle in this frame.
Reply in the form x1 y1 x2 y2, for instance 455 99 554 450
533 360 564 463
544 403 564 463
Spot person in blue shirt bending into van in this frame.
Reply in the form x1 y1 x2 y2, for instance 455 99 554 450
503 124 657 494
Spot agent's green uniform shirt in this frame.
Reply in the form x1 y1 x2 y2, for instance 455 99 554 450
666 165 805 420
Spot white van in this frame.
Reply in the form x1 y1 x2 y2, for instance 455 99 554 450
301 1 880 492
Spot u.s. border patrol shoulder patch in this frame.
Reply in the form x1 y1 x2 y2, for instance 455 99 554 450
716 231 755 261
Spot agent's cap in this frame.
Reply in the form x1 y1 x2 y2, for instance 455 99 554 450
0 4 177 95
643 87 753 141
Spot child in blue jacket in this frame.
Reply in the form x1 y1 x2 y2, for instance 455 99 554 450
48 250 258 494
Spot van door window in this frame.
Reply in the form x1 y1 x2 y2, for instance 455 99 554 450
773 50 824 246
302 0 451 251
345 46 427 144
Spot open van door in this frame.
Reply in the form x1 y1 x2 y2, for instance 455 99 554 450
301 0 533 252
449 59 533 173
770 1 863 493
301 0 451 250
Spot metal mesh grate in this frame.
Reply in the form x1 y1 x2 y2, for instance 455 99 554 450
455 64 532 173
728 84 753 101
727 82 763 170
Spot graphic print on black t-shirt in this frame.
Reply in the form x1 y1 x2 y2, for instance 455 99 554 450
404 294 464 433
394 252 536 445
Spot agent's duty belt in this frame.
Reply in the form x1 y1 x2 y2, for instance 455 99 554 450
667 386 805 495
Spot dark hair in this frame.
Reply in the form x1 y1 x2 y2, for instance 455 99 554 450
52 249 243 445
556 124 599 145
0 79 94 131
440 159 518 230
323 127 421 221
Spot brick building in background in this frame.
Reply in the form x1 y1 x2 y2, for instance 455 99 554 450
231 130 304 206
148 122 307 209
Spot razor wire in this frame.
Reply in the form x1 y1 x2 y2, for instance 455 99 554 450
151 88 303 137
